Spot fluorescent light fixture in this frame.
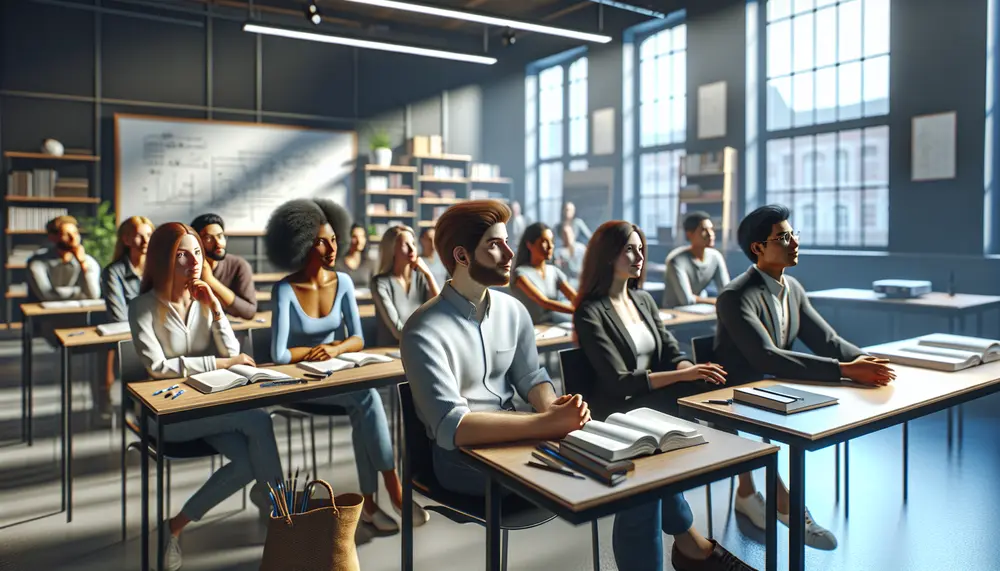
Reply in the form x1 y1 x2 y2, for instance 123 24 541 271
588 0 665 18
342 0 612 44
243 23 497 65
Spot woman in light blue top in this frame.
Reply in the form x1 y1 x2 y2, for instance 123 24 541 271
510 222 577 324
265 198 429 533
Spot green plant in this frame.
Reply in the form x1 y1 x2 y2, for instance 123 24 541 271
80 201 118 267
369 129 392 151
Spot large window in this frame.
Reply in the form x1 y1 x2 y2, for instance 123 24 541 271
763 0 890 248
526 52 588 227
635 23 687 240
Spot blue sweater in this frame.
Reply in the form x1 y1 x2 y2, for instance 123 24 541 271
270 273 364 364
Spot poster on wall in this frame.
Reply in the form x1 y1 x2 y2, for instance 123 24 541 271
911 111 957 181
697 81 727 140
592 107 616 156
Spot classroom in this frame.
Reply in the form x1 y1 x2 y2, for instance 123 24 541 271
0 0 997 570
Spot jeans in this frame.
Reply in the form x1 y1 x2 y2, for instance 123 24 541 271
308 388 395 495
431 445 509 497
153 409 284 522
613 493 696 571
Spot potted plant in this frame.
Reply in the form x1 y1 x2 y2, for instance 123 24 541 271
79 201 118 267
370 130 393 167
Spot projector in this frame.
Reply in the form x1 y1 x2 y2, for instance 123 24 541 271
872 279 932 298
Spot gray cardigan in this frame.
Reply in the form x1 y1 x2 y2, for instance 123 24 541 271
714 267 864 385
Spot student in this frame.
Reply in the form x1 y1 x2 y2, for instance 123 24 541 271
510 222 577 324
335 223 376 290
554 222 586 288
714 204 895 549
265 199 429 532
102 216 154 323
27 215 100 302
507 199 528 249
128 223 281 571
418 227 449 288
190 213 257 320
663 211 730 308
560 200 592 243
371 226 440 347
402 203 748 571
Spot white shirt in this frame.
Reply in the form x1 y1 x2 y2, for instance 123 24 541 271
753 265 790 347
625 319 657 373
128 290 240 379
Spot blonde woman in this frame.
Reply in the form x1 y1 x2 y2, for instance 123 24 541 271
371 225 440 346
101 215 154 323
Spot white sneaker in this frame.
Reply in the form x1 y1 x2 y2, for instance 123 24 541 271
160 524 183 571
393 499 431 527
360 505 399 533
734 492 838 550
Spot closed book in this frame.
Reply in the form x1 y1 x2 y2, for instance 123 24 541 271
536 442 626 487
556 441 633 478
732 385 838 414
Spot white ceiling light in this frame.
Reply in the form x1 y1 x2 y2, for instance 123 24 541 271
342 0 613 44
243 23 497 64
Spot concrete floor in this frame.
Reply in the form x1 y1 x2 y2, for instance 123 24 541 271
2 339 1000 570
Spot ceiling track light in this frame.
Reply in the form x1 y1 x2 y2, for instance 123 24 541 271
588 0 666 19
243 23 497 65
341 0 612 44
305 2 322 25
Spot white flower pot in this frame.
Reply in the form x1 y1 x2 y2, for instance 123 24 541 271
373 147 392 167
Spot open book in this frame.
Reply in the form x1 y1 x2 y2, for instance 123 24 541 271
562 407 705 462
672 303 716 315
187 365 293 394
298 352 394 375
867 333 1000 372
41 299 104 309
96 321 131 336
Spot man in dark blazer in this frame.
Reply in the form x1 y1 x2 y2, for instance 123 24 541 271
713 204 895 550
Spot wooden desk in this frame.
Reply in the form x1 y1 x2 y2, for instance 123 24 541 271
20 301 107 446
130 348 403 571
252 272 286 283
678 362 1000 571
454 422 779 571
53 313 273 522
256 290 271 303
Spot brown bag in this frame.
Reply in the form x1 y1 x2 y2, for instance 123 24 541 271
259 480 364 571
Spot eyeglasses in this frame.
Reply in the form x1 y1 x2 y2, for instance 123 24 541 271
760 230 800 247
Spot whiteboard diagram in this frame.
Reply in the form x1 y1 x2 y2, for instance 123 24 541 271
116 115 356 232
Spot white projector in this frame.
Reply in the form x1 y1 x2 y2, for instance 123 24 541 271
872 279 933 299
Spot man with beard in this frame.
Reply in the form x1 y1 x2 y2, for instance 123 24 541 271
191 213 257 320
27 215 100 302
400 200 591 497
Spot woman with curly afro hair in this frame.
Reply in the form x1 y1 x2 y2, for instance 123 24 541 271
265 198 429 533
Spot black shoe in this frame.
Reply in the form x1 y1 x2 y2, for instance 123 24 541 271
671 540 756 571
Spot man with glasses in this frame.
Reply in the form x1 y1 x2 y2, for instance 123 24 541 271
713 204 895 550
663 211 730 308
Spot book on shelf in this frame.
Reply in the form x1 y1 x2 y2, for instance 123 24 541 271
672 303 716 315
7 206 69 231
732 385 838 414
187 365 294 394
866 333 1000 372
9 245 40 265
470 163 501 179
97 321 132 336
468 190 490 200
7 283 27 296
297 351 395 374
421 190 439 198
562 407 706 462
421 165 465 179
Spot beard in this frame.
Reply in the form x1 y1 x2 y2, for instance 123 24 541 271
205 249 226 262
468 258 509 287
55 241 75 252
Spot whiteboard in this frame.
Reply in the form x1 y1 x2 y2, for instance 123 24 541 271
115 115 356 232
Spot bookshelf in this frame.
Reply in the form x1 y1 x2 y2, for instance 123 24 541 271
676 147 738 252
2 150 101 325
361 165 418 243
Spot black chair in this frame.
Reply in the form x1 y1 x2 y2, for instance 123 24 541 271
397 382 561 571
117 340 238 542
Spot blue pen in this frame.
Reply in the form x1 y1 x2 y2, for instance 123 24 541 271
170 389 185 400
153 384 179 397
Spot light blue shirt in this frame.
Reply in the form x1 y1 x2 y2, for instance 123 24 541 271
400 282 553 450
270 273 363 364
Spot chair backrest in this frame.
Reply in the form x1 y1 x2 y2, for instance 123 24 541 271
118 340 149 384
558 347 595 398
690 335 715 364
396 382 433 480
249 327 273 363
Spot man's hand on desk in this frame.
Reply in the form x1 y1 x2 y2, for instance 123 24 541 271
543 394 591 435
841 355 896 386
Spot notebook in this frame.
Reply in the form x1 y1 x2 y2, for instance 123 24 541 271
534 325 572 340
41 299 104 309
187 365 293 394
562 407 706 462
733 385 838 414
96 321 131 336
867 333 1000 372
672 303 716 315
297 351 394 375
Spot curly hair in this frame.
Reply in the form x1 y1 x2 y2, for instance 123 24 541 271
264 198 353 272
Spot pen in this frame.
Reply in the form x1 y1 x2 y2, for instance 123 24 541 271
302 373 326 380
260 379 307 387
67 331 84 337
703 399 733 405
755 387 801 400
153 384 180 396
526 461 585 479
170 389 185 400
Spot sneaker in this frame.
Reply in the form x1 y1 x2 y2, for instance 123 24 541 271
392 499 431 527
360 505 399 533
160 523 182 571
248 483 272 521
734 492 837 550
671 539 756 571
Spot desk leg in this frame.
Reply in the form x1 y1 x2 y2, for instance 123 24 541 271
156 422 165 571
63 346 72 522
902 422 909 503
765 453 777 571
844 441 849 519
401 433 414 571
834 444 840 503
140 411 150 571
789 446 806 571
22 317 33 446
485 477 503 571
121 378 128 542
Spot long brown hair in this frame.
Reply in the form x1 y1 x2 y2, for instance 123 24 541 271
113 216 154 262
140 223 204 297
574 221 647 308
375 225 415 276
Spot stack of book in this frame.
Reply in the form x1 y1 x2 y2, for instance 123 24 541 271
8 245 39 266
421 164 465 179
7 170 59 197
470 163 501 179
7 206 69 231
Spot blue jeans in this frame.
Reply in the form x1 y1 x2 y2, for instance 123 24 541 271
308 388 395 494
613 493 695 571
153 409 284 521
